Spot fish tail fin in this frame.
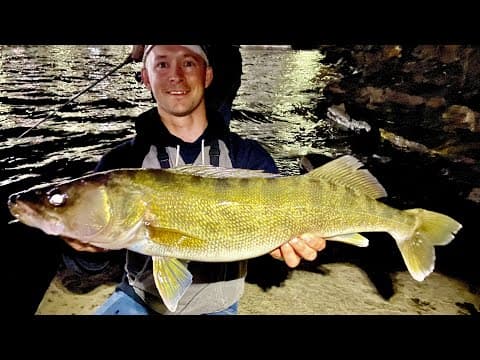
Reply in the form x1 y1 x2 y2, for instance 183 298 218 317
393 209 462 281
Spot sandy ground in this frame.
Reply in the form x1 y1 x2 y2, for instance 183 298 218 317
35 262 479 315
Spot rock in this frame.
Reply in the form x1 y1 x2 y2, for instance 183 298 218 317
442 105 480 133
467 188 480 203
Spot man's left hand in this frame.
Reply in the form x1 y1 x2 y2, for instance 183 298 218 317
130 45 145 62
270 233 326 268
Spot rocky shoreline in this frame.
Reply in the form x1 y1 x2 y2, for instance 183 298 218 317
36 262 479 315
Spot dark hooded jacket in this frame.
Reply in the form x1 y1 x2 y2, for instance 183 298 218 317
94 107 278 313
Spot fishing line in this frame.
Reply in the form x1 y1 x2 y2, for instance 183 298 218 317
17 54 134 139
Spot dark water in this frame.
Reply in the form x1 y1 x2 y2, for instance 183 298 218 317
0 45 339 184
1 45 478 314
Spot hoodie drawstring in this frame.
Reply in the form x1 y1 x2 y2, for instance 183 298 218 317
175 145 180 167
154 138 219 168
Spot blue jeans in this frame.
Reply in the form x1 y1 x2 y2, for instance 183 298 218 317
94 290 239 315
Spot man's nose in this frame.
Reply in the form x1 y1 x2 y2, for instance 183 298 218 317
169 64 185 82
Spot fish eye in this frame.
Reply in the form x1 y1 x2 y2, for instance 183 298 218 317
48 192 68 207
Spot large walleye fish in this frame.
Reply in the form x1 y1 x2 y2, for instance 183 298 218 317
8 155 462 312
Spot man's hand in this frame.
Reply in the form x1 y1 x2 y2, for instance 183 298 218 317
270 233 326 268
61 236 108 253
130 45 145 62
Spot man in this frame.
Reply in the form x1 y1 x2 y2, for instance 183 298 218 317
59 45 243 294
63 45 326 314
131 44 242 127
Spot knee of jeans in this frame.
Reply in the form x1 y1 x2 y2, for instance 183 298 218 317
208 301 238 315
95 291 150 315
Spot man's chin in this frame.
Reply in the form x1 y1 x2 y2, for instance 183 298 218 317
171 111 192 117
162 106 191 117
163 100 202 117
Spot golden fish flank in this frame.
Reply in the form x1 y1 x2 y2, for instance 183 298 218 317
7 155 463 312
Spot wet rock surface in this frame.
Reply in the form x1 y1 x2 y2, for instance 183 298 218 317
307 45 480 295
37 263 479 315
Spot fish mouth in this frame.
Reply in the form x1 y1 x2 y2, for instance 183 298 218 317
8 200 65 235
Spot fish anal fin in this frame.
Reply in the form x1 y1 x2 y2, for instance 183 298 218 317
305 155 387 199
325 233 369 247
152 256 192 312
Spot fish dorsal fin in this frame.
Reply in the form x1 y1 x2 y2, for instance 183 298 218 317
305 155 387 199
165 165 279 179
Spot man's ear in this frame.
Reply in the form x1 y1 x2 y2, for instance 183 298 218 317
204 66 213 89
141 68 151 90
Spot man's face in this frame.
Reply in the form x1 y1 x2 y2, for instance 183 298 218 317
142 45 213 117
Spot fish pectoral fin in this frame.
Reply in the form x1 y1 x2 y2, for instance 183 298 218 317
146 226 205 249
152 256 193 313
325 233 369 247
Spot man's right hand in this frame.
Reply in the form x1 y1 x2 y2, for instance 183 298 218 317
61 236 108 253
270 233 326 268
